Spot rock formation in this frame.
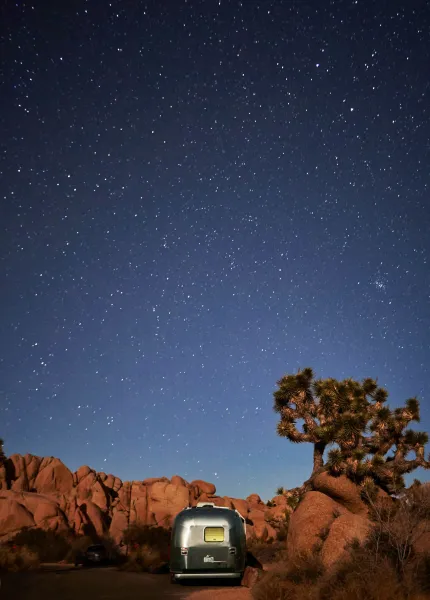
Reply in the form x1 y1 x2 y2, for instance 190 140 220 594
286 472 372 569
0 453 289 544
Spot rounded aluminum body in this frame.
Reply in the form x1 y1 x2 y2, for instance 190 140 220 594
170 504 246 581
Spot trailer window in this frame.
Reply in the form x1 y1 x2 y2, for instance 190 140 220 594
204 527 224 542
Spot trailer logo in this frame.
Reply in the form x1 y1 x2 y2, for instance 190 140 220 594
204 555 215 563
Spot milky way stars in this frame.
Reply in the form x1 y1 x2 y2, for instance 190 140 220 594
1 1 429 500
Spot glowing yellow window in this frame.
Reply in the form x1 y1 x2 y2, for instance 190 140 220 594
204 527 224 542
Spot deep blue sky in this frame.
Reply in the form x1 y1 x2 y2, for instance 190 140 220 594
1 0 429 502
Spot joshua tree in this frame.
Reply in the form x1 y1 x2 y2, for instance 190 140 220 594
273 367 430 495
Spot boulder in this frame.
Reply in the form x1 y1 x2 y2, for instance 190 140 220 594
231 498 249 517
142 477 169 485
0 492 35 536
265 503 290 521
78 499 107 537
0 464 8 490
9 455 29 491
34 457 73 495
321 510 369 568
241 565 264 587
148 481 190 524
117 481 132 511
248 509 276 540
171 475 187 487
104 474 115 490
91 480 109 512
109 510 129 544
272 494 288 506
0 453 281 547
75 465 92 482
287 491 347 559
24 454 43 489
130 481 149 525
312 472 367 515
190 480 216 495
246 493 263 506
76 470 97 500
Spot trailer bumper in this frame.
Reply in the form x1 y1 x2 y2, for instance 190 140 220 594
172 571 243 580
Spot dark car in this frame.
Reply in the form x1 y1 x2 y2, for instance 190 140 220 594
75 544 109 567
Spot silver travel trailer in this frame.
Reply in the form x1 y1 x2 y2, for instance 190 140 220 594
169 502 247 583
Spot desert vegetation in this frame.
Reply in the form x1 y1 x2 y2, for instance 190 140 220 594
2 365 430 600
252 485 430 599
248 367 430 599
273 367 430 496
119 523 171 573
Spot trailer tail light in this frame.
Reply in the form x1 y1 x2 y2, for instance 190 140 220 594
181 547 188 555
229 547 236 555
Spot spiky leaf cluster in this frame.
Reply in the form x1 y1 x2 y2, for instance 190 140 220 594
273 368 430 494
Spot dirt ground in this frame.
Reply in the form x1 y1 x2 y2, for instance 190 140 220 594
0 565 252 600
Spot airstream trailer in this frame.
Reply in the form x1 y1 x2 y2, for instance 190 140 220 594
169 502 247 583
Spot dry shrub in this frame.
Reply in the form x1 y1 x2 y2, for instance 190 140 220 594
120 544 163 572
253 484 430 600
252 565 317 600
0 544 39 572
252 551 324 600
248 540 287 565
10 527 72 562
122 524 170 559
65 535 94 563
318 551 403 600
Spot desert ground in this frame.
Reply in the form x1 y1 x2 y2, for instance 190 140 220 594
0 564 252 600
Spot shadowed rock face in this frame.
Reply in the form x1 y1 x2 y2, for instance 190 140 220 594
286 475 372 569
0 453 289 543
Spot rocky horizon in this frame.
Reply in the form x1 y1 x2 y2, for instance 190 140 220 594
0 452 290 544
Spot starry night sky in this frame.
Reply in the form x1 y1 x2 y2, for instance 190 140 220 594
1 0 429 502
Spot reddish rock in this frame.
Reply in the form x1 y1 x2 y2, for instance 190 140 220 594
112 477 122 492
148 481 190 524
91 480 109 512
222 497 234 509
272 494 288 506
321 511 369 568
312 472 367 515
248 509 276 540
206 496 228 507
104 474 115 489
265 503 290 521
109 510 129 544
0 465 8 490
9 455 29 491
0 452 287 547
190 480 216 495
287 491 347 560
117 481 132 511
34 457 73 495
130 481 149 525
24 454 43 489
246 493 263 506
78 499 107 537
231 498 249 517
241 566 264 587
142 477 169 485
75 465 92 482
171 475 187 487
0 491 35 537
76 470 97 500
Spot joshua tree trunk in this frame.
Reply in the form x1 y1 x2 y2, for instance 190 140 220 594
312 441 326 474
